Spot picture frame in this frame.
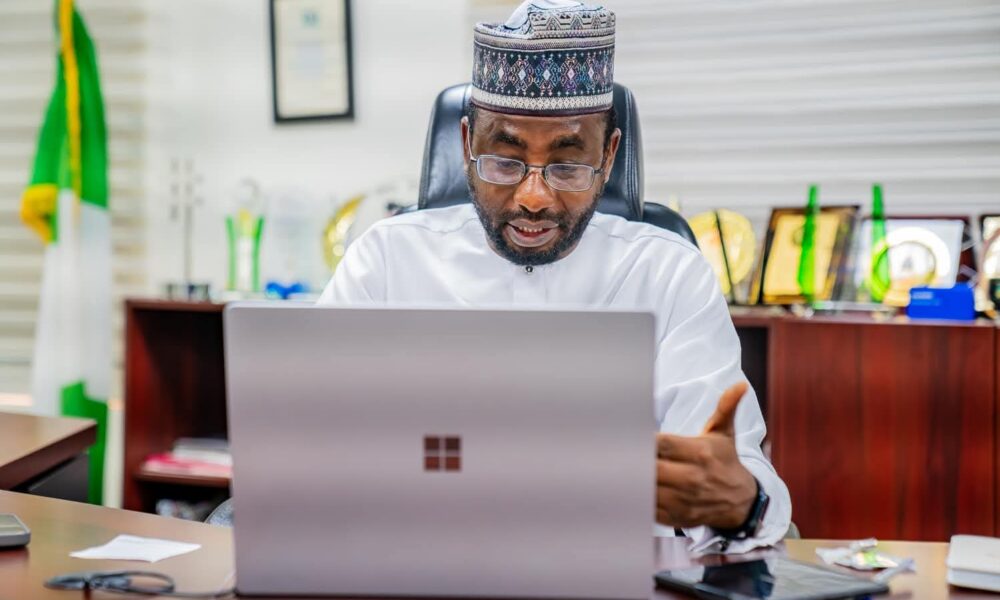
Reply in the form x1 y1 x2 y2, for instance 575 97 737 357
269 0 355 123
750 205 859 305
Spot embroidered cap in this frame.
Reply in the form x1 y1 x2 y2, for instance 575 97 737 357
472 0 615 116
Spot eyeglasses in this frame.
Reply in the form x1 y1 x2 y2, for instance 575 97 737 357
467 138 605 193
46 570 176 594
45 569 235 598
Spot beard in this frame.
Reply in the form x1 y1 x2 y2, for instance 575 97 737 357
467 171 605 267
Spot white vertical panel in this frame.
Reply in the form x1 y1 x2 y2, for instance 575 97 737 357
0 0 147 397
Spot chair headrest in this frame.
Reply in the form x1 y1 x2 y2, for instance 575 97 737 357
417 82 643 221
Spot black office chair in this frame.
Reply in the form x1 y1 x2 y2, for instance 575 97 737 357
204 84 697 532
417 82 697 246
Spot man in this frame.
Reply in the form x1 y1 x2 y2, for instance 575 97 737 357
319 0 791 553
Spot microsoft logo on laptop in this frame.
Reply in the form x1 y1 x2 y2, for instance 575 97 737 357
424 435 461 472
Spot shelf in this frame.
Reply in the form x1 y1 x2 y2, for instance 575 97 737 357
134 468 231 489
125 298 225 313
124 301 230 511
728 305 999 329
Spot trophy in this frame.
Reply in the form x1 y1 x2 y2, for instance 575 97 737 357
322 195 364 274
225 179 265 295
688 209 756 304
164 158 211 301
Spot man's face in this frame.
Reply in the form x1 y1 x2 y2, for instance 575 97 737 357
461 107 621 266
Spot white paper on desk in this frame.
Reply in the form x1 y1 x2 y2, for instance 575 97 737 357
70 535 201 563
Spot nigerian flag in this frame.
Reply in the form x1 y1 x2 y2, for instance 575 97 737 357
20 0 110 505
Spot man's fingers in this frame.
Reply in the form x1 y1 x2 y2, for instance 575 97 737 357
701 382 748 437
656 459 702 490
657 433 708 463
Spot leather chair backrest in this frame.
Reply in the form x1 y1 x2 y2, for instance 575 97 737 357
416 82 697 246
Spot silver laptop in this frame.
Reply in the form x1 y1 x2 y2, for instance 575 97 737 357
224 304 655 599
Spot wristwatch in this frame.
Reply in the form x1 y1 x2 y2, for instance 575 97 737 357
716 477 770 544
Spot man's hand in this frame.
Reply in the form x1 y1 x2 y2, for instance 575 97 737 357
656 382 757 530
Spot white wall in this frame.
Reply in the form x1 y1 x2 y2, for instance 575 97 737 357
144 0 470 292
146 0 1000 295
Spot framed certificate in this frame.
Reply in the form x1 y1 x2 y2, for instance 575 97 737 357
269 0 354 122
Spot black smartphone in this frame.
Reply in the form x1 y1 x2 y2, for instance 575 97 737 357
0 514 31 548
654 557 889 600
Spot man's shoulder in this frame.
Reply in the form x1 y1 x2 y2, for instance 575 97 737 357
587 209 700 256
369 204 479 238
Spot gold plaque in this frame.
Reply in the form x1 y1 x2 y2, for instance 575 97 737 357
688 210 756 297
751 206 858 305
763 213 840 298
322 195 364 273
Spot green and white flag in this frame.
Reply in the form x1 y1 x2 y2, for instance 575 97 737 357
20 0 110 505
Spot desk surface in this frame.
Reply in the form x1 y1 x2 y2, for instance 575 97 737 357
0 412 96 490
0 490 993 600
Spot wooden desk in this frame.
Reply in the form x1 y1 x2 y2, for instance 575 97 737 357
656 538 993 600
0 490 991 599
0 490 232 599
0 412 96 501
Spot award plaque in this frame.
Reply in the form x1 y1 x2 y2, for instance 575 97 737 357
852 218 965 307
751 206 858 305
978 215 1000 312
688 210 756 302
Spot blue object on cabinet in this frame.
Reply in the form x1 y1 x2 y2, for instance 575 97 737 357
264 281 307 300
906 285 976 321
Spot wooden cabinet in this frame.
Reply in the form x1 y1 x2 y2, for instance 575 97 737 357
765 317 996 540
996 329 1000 535
122 299 999 539
123 300 228 512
